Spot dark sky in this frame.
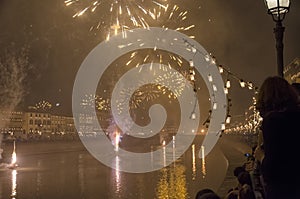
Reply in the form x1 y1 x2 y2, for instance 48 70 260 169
0 0 299 118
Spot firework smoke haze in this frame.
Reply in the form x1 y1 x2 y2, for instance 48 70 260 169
0 46 32 133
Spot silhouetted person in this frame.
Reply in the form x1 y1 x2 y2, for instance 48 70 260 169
292 82 300 97
195 188 221 199
239 184 255 199
227 166 246 193
224 190 238 199
198 193 221 199
234 166 246 177
237 171 252 188
254 76 300 199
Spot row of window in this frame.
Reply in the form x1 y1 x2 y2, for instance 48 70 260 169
28 128 75 132
29 113 51 118
29 119 51 125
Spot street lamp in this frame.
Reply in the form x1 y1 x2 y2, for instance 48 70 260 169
264 0 290 77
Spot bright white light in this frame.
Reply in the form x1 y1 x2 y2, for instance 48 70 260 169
221 122 226 130
11 152 17 165
190 75 195 81
213 102 217 110
205 55 210 62
226 80 231 88
226 115 231 124
224 87 228 94
11 170 17 198
240 80 246 88
219 66 224 73
190 112 196 120
213 84 217 91
208 74 213 82
265 0 290 14
192 47 196 53
115 131 120 152
189 59 194 67
11 141 17 165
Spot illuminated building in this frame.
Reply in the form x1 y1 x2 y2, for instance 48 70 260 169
23 112 52 139
284 57 300 83
0 111 24 139
0 111 76 141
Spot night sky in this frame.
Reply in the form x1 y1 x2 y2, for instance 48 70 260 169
0 0 299 119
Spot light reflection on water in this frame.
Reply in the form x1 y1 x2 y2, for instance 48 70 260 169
78 153 85 196
156 165 188 199
192 144 196 180
0 135 250 199
113 156 121 195
11 169 17 199
201 145 206 177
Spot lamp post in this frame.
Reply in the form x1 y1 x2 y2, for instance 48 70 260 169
264 0 290 77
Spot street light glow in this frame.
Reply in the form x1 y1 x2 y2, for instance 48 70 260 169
265 0 290 16
264 0 291 77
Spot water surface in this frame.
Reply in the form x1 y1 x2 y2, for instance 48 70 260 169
0 135 251 199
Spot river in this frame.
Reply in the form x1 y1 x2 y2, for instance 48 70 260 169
0 134 254 199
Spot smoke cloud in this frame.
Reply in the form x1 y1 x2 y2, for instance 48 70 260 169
0 45 33 148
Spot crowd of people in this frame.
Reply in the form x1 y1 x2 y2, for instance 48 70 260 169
195 77 300 199
195 157 259 199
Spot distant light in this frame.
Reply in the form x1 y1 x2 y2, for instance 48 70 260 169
226 80 231 88
205 55 210 62
248 82 253 90
190 75 195 81
208 74 213 82
191 47 197 53
219 66 224 73
213 102 217 110
226 115 231 124
221 123 226 130
239 80 246 88
224 87 229 94
213 84 217 91
189 59 194 67
190 112 196 120
56 103 60 107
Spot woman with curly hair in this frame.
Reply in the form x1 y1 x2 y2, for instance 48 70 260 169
254 76 300 199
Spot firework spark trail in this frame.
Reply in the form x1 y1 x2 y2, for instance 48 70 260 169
65 0 196 101
125 50 184 73
64 0 195 40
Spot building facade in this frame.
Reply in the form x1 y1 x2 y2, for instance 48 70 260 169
0 111 76 141
284 57 300 83
0 111 24 139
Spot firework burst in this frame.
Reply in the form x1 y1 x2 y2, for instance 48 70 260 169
64 0 195 40
115 66 189 115
28 100 52 111
80 94 110 111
